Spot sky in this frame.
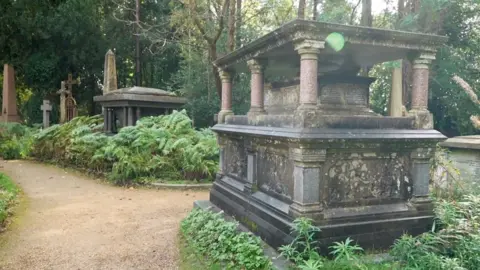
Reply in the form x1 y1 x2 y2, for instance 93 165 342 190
347 0 392 15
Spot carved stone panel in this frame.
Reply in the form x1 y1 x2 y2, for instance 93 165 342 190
257 147 294 201
224 138 247 180
324 152 412 205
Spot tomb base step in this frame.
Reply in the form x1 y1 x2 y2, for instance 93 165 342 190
209 179 433 255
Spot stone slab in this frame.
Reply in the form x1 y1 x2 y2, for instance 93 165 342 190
440 135 480 150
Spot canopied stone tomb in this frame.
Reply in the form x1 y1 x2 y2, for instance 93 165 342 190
204 20 448 251
93 87 186 133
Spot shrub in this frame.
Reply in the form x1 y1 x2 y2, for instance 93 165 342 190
0 123 36 160
31 110 219 185
181 208 272 270
0 173 19 227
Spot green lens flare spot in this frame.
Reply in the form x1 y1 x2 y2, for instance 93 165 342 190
326 32 345 52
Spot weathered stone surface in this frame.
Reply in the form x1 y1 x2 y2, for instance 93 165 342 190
440 136 480 184
103 50 118 94
1 64 20 123
40 100 52 128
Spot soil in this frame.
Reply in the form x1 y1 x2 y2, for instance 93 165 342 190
0 160 209 270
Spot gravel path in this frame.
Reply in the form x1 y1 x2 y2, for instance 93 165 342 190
0 160 208 270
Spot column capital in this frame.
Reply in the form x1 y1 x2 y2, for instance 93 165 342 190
294 39 325 57
413 53 436 68
218 68 232 82
247 59 265 74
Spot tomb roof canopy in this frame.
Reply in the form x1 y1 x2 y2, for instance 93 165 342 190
214 19 448 74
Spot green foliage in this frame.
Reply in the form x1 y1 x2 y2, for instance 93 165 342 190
390 193 480 270
279 218 321 264
180 208 272 270
30 110 218 185
0 173 19 227
0 123 37 160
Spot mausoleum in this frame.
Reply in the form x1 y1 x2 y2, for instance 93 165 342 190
93 87 186 133
202 20 448 251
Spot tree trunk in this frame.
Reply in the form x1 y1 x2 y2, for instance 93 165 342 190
298 0 306 19
209 44 222 98
227 0 236 52
313 0 319 20
235 0 242 48
397 0 405 21
361 0 372 27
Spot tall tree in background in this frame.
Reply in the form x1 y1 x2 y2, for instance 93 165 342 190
298 0 306 19
228 0 237 52
361 0 372 26
313 0 319 20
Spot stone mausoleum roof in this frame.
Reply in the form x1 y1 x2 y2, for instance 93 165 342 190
94 86 186 106
214 19 447 75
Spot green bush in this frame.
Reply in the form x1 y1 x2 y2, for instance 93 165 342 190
31 110 219 185
0 173 19 226
0 123 36 160
181 208 272 270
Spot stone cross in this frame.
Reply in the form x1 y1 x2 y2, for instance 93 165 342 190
56 81 69 124
65 73 79 93
1 64 20 122
40 100 52 128
103 50 118 95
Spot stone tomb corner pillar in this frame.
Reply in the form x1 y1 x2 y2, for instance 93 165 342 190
294 40 325 111
289 148 326 220
247 59 266 118
217 69 234 124
409 53 436 129
410 148 435 212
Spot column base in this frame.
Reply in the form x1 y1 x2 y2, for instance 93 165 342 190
289 202 324 220
293 107 321 128
247 107 266 118
409 109 434 129
218 110 234 124
411 196 434 213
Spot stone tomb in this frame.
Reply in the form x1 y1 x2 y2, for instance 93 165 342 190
440 136 480 185
93 87 186 133
200 20 448 251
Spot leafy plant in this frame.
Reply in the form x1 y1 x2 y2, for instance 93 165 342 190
330 238 364 262
279 217 321 264
181 208 272 270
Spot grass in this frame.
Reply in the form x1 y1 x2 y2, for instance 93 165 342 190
0 173 19 228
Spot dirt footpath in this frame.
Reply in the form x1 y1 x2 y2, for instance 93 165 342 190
0 160 208 270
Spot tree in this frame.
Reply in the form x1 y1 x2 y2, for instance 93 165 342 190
298 0 306 19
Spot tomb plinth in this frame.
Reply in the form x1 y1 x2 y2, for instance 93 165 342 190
201 20 448 252
93 86 186 134
439 136 480 185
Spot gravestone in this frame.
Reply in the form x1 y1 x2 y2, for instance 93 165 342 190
40 100 52 128
1 64 21 122
103 50 118 94
57 81 68 124
57 74 80 123
440 136 480 185
197 19 448 253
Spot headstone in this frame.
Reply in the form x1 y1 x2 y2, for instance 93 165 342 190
56 81 68 124
40 100 52 128
1 64 21 122
65 96 77 122
103 50 118 94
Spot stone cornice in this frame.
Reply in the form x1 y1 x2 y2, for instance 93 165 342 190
213 19 448 71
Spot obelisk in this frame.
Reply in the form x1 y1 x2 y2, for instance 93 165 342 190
103 50 118 94
1 64 21 122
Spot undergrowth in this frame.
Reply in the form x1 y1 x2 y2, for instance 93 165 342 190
0 173 19 228
181 208 273 270
0 123 36 160
29 110 218 185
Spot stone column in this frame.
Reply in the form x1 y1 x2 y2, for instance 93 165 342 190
103 110 109 132
389 62 403 117
289 148 325 219
218 69 234 124
247 59 266 117
106 108 113 133
136 107 141 123
409 53 436 129
215 135 227 181
411 148 434 211
127 107 134 126
123 107 128 127
245 141 256 194
294 40 325 110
